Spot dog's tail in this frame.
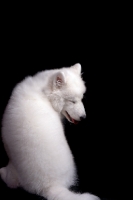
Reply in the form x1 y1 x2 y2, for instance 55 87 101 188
45 185 100 200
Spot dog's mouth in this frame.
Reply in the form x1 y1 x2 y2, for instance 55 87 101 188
64 111 79 125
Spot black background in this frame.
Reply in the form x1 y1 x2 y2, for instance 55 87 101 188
0 3 129 200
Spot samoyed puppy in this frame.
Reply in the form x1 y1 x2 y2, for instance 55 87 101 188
0 64 100 200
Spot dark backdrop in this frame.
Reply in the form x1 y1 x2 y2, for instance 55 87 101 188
0 6 127 200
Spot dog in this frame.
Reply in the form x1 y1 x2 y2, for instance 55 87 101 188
0 63 100 200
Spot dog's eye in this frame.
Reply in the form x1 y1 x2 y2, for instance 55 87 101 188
69 100 76 104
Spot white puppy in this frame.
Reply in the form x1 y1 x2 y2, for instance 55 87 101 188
0 64 100 200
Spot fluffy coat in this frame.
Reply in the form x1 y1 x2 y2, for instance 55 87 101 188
0 64 100 200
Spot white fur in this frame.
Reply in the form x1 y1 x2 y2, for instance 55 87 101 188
0 64 100 200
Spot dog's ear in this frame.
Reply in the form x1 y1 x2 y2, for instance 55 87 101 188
71 63 81 75
53 72 66 89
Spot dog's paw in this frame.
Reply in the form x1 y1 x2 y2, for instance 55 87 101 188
81 193 100 200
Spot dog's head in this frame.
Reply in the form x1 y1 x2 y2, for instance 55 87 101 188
49 63 86 124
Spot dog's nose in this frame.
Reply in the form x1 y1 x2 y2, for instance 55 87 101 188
80 115 86 121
